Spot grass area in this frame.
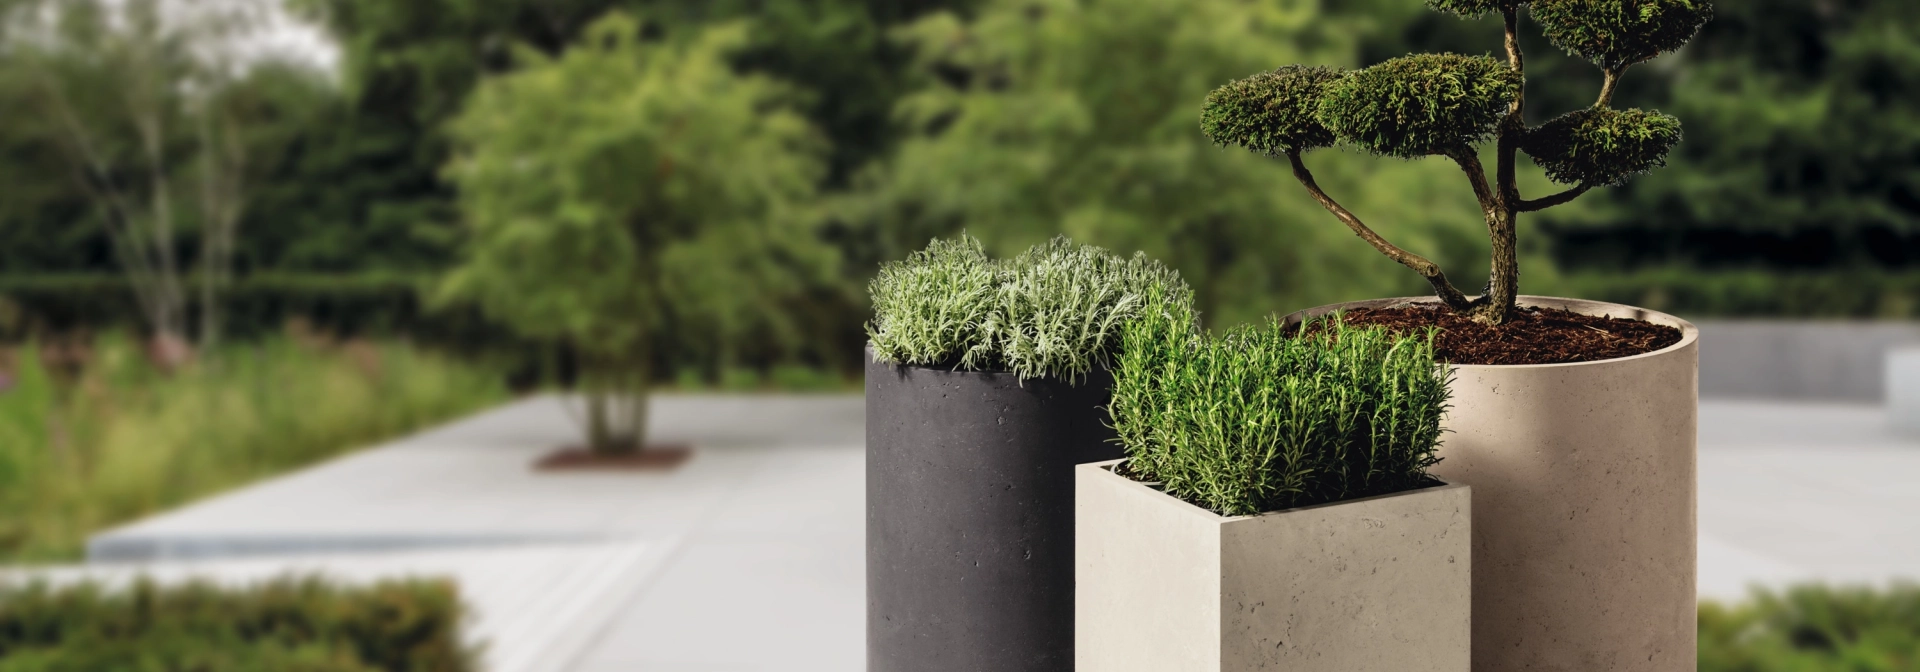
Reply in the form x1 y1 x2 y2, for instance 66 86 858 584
1702 584 1920 671
0 335 506 563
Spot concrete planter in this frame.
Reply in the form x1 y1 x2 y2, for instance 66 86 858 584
865 347 1121 672
1075 460 1471 672
1286 295 1700 672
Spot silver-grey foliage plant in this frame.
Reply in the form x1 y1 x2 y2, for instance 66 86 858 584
867 235 1193 381
1109 287 1452 516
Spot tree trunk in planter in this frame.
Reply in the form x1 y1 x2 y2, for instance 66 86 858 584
865 346 1120 672
1286 296 1698 672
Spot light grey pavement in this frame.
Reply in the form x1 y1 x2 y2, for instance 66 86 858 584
62 392 1920 669
1696 400 1920 601
88 393 867 672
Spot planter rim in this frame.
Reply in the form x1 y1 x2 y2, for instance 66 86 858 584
1280 294 1699 370
1081 458 1463 523
863 342 1113 381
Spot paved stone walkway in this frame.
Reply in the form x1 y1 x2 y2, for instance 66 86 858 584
59 394 1920 669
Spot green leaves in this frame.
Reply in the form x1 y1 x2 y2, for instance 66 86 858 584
1425 0 1511 19
1200 65 1344 156
1317 53 1521 158
866 235 1193 381
1531 0 1714 69
1523 107 1682 185
439 13 832 364
1110 310 1450 517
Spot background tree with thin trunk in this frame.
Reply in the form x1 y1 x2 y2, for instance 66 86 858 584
438 12 835 454
16 0 322 358
1201 0 1712 324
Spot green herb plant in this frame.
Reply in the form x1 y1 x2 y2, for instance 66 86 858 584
1109 287 1451 516
1201 0 1712 325
867 235 1192 381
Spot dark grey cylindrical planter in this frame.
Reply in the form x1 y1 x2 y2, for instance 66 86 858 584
866 348 1121 672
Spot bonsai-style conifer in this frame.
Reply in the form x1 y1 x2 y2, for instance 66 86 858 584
1202 0 1711 324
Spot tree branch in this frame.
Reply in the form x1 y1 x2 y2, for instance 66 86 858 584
1446 146 1500 213
1517 184 1593 212
1596 66 1627 108
1286 151 1473 310
1496 7 1524 209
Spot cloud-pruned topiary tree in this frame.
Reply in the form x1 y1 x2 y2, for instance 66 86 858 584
1201 0 1711 324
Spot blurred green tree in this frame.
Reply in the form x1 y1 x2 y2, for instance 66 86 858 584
8 0 330 355
438 13 835 453
286 0 971 270
848 0 1500 327
1543 0 1920 273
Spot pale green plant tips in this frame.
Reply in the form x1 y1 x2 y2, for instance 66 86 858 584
1110 292 1451 516
867 235 1193 381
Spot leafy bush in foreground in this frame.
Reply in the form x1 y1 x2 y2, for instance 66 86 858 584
0 577 474 672
1701 584 1920 671
866 236 1192 381
1109 290 1450 516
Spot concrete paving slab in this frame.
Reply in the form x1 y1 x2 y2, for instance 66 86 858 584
88 394 863 561
1697 400 1920 601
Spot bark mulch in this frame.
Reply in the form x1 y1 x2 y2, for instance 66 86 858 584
1305 304 1684 366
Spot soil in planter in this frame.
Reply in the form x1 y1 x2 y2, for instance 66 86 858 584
1302 304 1683 365
533 444 691 471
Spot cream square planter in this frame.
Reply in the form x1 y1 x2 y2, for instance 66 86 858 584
1075 460 1470 672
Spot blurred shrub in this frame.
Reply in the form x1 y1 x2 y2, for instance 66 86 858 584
0 577 473 672
0 335 507 562
1701 584 1920 671
1544 269 1920 318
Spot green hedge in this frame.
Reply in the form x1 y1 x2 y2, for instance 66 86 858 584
1702 584 1920 671
1546 269 1920 319
0 577 474 672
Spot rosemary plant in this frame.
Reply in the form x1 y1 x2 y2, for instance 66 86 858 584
1110 290 1452 516
867 235 1192 381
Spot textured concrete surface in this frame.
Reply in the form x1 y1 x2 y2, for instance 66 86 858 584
1294 296 1699 672
1076 462 1469 672
865 354 1119 672
1442 299 1698 672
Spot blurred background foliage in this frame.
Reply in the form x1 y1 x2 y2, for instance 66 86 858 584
0 0 1917 369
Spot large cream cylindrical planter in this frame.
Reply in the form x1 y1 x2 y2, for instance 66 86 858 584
1287 295 1699 672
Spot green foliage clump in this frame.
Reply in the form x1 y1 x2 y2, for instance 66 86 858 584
1200 65 1345 156
0 578 473 672
1699 584 1920 671
1318 53 1522 158
1424 0 1510 19
1531 0 1715 69
1109 293 1450 516
1524 107 1682 185
867 236 1192 381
